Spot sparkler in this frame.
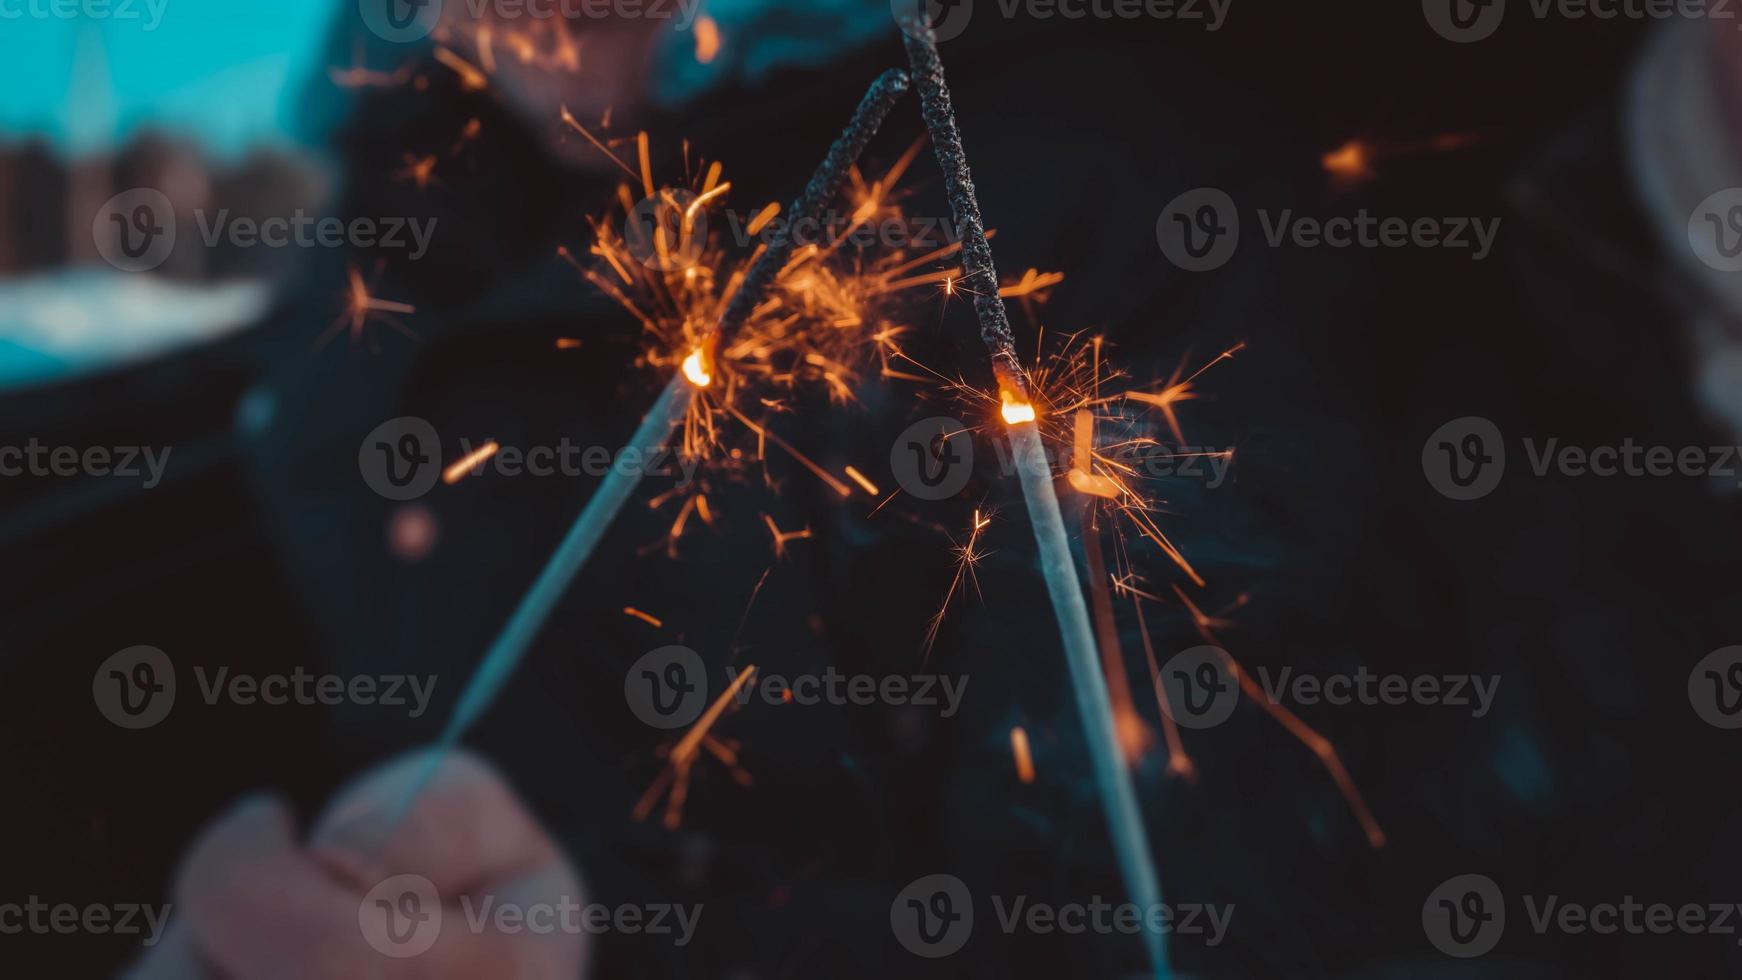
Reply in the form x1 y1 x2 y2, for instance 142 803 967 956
898 16 1171 979
377 67 913 839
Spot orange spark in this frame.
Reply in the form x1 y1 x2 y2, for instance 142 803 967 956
693 15 721 64
923 509 992 661
1000 390 1037 425
623 606 663 628
556 338 583 349
1011 726 1036 784
1067 409 1119 499
760 514 812 557
999 268 1065 298
442 441 499 484
1322 140 1373 183
396 154 439 192
433 47 488 91
634 665 758 829
843 465 880 496
682 348 714 387
319 265 416 349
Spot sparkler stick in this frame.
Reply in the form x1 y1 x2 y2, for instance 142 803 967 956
898 16 1171 979
376 68 913 840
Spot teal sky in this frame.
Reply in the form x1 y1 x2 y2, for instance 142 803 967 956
0 0 338 156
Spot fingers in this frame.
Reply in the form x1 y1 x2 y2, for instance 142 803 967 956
307 749 562 895
174 794 365 977
169 771 589 980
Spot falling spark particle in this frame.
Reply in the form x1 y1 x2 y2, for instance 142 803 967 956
693 15 721 64
1011 726 1036 784
556 338 583 349
843 465 879 496
746 202 780 237
396 153 439 192
442 441 500 484
433 47 488 91
999 268 1065 298
634 665 759 829
623 607 663 628
760 514 812 557
1321 140 1373 183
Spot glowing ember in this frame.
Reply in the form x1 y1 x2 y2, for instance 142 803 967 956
623 607 663 628
999 391 1036 425
1010 726 1036 784
442 440 500 484
682 348 713 388
693 15 721 64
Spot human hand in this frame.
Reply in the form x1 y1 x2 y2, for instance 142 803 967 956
126 749 586 979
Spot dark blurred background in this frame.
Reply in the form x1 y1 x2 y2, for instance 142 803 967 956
3 0 1739 976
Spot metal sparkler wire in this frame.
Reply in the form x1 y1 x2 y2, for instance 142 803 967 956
376 67 913 843
897 15 1172 979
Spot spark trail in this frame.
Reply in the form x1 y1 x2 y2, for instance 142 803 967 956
899 15 1170 979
